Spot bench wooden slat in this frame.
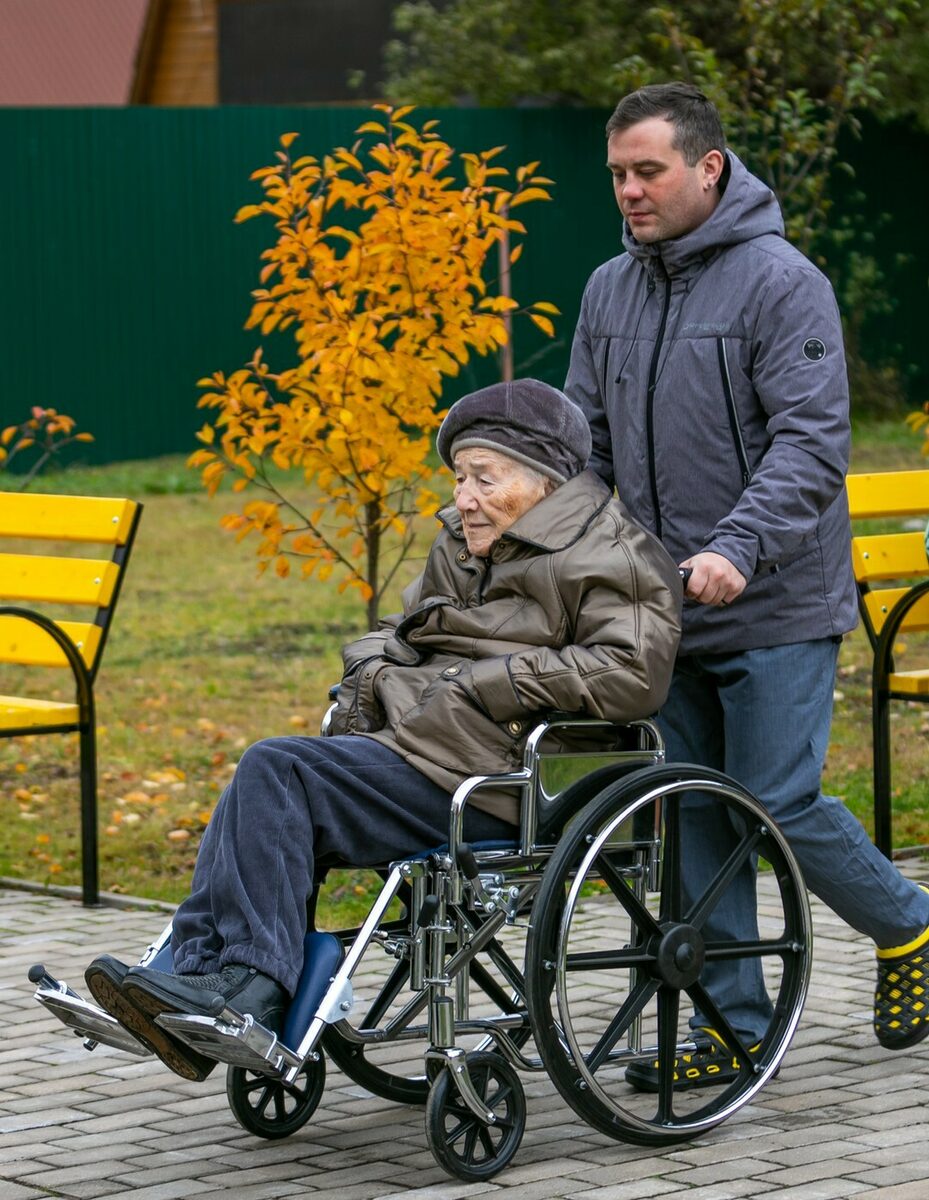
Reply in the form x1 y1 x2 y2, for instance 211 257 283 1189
0 554 120 606
0 494 138 544
888 670 929 696
851 532 928 583
862 588 929 636
0 615 101 668
847 470 929 519
0 694 79 730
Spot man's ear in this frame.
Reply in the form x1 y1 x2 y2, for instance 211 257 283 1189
702 149 725 190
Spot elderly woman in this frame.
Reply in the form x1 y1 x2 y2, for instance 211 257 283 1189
86 379 682 1081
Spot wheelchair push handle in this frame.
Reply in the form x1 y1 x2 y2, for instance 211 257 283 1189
679 567 693 587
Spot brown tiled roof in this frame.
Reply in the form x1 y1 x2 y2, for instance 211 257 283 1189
0 0 149 104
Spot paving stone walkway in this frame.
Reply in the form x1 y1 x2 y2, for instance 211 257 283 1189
3 870 929 1200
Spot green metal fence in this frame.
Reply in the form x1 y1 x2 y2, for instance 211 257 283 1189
0 107 925 464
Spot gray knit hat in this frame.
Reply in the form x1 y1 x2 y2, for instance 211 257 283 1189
436 378 592 483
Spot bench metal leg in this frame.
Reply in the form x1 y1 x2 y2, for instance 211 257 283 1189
79 720 99 906
872 686 893 861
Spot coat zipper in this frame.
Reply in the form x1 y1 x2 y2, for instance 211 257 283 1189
716 337 753 488
646 276 671 540
601 336 612 401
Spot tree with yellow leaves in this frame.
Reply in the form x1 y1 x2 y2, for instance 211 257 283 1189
0 407 94 490
190 104 556 626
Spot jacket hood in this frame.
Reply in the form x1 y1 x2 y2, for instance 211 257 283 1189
623 151 785 275
437 468 611 555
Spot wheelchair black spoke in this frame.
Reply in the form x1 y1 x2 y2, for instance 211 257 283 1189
444 1107 470 1142
468 959 522 1014
704 936 800 961
362 958 411 1029
480 938 528 1002
586 975 661 1073
485 1081 513 1119
480 1124 499 1158
565 946 655 971
655 984 680 1125
595 851 663 939
658 795 681 924
686 979 754 1069
686 825 763 932
463 1123 479 1160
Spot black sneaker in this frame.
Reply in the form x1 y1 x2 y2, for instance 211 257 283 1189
121 962 288 1040
85 955 217 1082
625 1027 760 1093
875 894 929 1050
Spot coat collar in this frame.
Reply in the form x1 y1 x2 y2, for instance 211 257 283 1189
437 469 612 559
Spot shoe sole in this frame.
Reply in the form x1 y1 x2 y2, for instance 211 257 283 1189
86 965 215 1082
625 1042 774 1094
625 1064 739 1093
875 1018 929 1052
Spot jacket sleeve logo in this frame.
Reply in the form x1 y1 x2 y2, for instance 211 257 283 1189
802 338 826 361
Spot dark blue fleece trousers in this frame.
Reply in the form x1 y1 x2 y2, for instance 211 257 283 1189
170 735 514 994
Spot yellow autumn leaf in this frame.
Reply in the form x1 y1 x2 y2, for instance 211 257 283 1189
508 187 552 208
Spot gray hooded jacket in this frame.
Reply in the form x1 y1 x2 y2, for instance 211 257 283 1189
565 152 858 655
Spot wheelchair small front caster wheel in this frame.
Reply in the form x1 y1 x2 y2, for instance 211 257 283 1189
227 1057 325 1140
424 1051 526 1181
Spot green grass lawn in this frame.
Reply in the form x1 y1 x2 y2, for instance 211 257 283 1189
1 418 927 921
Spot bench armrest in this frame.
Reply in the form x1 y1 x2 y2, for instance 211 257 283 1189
0 605 94 720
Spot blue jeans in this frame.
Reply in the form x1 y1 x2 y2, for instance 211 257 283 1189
658 638 929 1042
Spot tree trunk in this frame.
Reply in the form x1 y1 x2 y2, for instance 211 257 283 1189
365 499 381 629
498 226 513 381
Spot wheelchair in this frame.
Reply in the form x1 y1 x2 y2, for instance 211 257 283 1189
31 711 812 1182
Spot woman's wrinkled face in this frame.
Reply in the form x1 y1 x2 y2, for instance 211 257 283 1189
453 447 549 557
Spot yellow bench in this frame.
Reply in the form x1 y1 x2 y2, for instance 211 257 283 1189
0 492 142 904
846 470 929 859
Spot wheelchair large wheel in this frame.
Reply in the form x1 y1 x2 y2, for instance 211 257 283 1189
227 1057 326 1139
322 956 432 1105
425 1051 526 1181
525 764 811 1147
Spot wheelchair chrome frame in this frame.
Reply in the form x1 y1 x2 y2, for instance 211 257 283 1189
29 709 815 1176
34 715 664 1088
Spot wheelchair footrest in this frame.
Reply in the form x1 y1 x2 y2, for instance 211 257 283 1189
156 1011 297 1075
157 932 345 1076
32 979 152 1058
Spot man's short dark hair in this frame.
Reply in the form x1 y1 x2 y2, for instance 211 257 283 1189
605 83 726 165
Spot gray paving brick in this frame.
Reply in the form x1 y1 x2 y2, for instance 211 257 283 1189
758 1185 871 1200
855 1185 929 1200
0 1184 56 1200
7 872 929 1200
